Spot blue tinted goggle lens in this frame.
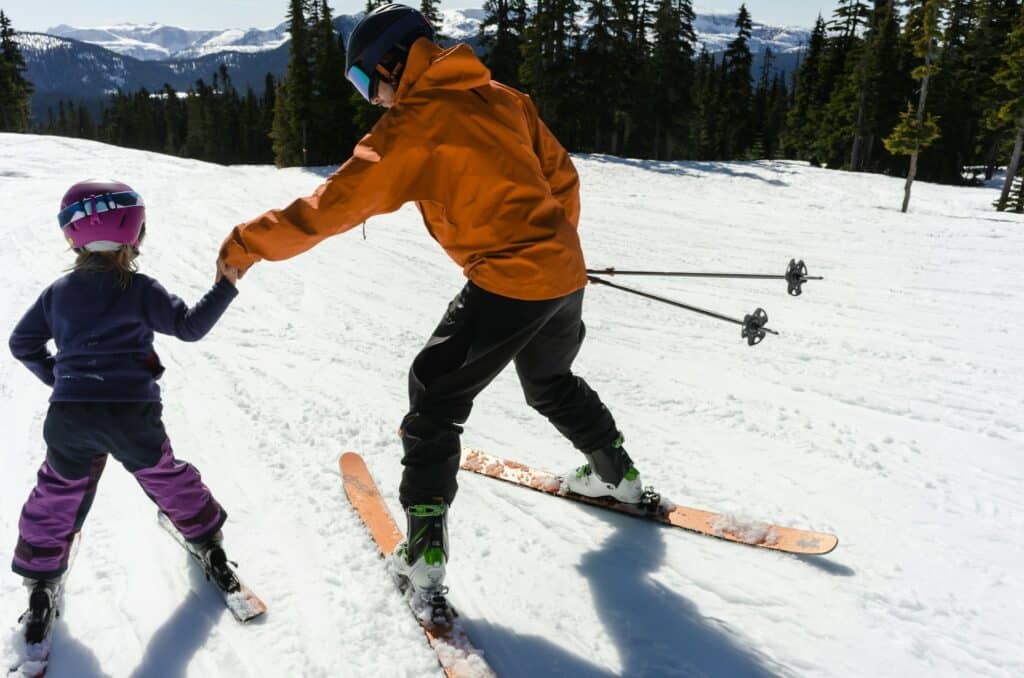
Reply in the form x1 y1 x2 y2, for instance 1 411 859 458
57 191 144 228
347 65 373 102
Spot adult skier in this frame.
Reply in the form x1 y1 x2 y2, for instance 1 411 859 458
218 3 642 597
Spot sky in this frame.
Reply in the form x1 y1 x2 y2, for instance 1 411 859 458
3 1 829 33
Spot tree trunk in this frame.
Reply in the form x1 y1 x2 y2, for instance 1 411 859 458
902 72 931 213
903 66 933 212
997 113 1024 212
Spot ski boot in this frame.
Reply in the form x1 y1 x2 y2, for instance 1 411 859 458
563 435 644 504
188 531 240 594
19 578 61 645
390 503 449 599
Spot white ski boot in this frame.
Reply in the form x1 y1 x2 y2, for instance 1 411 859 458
563 437 644 504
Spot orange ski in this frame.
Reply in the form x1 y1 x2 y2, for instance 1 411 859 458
339 452 494 678
461 449 838 556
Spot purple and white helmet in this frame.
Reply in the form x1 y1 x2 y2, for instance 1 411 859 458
58 180 146 252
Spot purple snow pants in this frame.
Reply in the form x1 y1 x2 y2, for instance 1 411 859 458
13 402 226 579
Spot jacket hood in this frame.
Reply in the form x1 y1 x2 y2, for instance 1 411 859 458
396 38 492 102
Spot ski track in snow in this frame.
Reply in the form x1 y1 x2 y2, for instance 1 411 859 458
2 134 1023 677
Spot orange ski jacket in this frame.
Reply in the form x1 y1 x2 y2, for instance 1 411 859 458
220 38 588 301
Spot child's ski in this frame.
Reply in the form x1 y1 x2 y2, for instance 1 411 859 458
339 452 494 678
461 448 838 555
7 533 81 678
157 512 267 623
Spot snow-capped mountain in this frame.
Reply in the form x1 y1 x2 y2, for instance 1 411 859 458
46 9 809 63
44 9 486 62
20 9 809 120
46 22 291 61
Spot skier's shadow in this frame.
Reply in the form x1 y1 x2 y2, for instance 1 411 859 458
577 515 782 677
129 560 228 678
46 623 109 677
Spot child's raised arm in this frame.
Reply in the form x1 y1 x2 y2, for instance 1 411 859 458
142 277 238 342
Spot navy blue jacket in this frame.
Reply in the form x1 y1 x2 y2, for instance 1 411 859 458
9 270 237 402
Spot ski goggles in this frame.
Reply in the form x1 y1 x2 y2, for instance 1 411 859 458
57 191 145 228
346 64 375 102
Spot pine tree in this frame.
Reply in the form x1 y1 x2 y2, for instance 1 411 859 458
649 0 697 159
990 2 1024 212
783 15 827 161
309 1 355 165
519 0 581 143
763 72 790 157
721 4 754 158
814 1 875 168
849 0 905 172
971 0 1024 180
578 0 617 152
274 0 313 166
420 0 448 42
480 0 529 86
0 11 34 132
885 0 946 212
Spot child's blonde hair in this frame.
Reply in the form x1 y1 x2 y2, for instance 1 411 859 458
72 246 139 289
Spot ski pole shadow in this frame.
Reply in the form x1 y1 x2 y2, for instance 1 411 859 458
795 554 856 577
578 513 783 677
129 561 227 678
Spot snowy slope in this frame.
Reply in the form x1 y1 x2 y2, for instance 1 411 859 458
2 134 1023 677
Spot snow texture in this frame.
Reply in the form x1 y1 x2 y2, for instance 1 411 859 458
1 134 1023 677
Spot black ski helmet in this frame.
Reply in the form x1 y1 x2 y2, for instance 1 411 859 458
345 3 435 102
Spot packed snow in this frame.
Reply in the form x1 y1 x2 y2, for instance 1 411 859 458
1 134 1022 676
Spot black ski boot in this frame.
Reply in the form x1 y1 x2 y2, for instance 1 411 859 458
190 531 240 594
19 578 61 645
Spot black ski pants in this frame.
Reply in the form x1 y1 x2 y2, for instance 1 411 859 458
399 282 619 506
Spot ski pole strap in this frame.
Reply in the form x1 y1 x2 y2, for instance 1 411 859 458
585 275 778 345
587 259 823 297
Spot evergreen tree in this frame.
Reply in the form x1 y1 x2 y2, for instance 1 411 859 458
480 0 529 86
849 0 905 172
885 0 947 212
162 84 184 156
814 1 874 168
783 15 828 161
274 0 314 166
990 3 1024 211
649 0 697 159
519 0 581 144
762 72 789 158
420 0 448 42
748 47 773 158
970 0 1024 179
721 4 754 158
309 1 355 165
0 11 33 132
578 0 618 152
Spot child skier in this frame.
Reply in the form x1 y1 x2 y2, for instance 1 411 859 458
218 3 642 598
9 179 239 641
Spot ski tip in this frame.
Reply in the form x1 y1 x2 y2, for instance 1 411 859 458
339 452 364 473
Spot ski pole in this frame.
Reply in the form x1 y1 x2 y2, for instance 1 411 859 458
586 275 778 346
587 259 823 297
